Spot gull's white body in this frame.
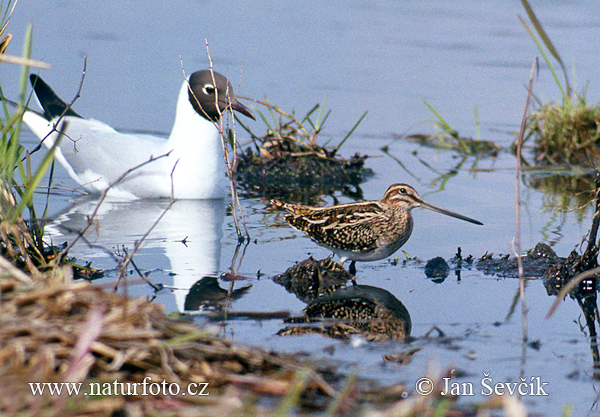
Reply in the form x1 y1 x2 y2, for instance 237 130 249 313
23 80 225 200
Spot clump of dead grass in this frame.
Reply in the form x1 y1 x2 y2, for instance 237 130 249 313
1 251 531 416
0 268 342 415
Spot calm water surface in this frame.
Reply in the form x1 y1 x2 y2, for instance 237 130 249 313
4 1 600 415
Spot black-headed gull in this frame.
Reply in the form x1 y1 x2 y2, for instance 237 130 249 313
23 70 254 199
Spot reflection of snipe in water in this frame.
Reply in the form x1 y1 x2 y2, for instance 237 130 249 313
272 183 482 274
279 285 411 341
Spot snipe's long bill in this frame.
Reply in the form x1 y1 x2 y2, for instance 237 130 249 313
416 196 482 225
271 183 483 273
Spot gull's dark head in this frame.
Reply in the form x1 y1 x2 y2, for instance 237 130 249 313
187 70 255 122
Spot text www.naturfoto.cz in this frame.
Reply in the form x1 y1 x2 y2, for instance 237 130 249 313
29 378 210 397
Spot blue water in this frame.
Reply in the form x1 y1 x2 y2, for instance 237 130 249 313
4 1 600 415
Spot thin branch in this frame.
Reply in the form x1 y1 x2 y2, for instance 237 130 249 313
202 40 250 240
514 58 537 362
28 56 88 156
0 53 51 69
114 161 178 289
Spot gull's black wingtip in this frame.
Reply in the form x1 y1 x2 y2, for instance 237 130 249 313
30 74 81 120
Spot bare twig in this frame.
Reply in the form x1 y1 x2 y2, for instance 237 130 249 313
238 96 311 137
202 40 250 240
113 161 177 290
28 56 88 156
0 53 51 69
513 58 538 366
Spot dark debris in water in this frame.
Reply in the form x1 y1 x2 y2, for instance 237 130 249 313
72 261 104 280
424 256 450 279
476 243 560 279
236 147 372 202
273 256 352 303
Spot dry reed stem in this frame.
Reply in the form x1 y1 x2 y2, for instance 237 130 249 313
514 58 537 357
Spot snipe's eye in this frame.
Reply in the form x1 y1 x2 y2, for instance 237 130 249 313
202 84 215 95
399 187 407 194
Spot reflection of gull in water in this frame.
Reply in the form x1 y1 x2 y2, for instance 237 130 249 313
184 276 252 311
46 197 225 312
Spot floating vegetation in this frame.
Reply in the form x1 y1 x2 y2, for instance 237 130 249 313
476 242 560 279
403 132 500 156
235 97 372 203
407 99 500 157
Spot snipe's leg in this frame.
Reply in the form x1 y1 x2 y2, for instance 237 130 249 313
349 261 356 275
349 261 357 286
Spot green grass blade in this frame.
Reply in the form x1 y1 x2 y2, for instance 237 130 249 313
421 98 454 134
474 105 480 141
518 16 566 102
306 95 329 133
521 0 571 97
421 98 470 153
4 24 33 184
333 109 367 150
11 128 61 222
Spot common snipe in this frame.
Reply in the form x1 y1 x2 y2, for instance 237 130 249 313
271 183 483 273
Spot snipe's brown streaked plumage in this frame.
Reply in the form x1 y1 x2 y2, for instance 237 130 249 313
271 183 483 273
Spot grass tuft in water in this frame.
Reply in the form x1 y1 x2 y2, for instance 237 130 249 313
520 0 600 167
0 5 59 275
525 94 600 166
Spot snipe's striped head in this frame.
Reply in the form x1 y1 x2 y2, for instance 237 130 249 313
382 183 483 225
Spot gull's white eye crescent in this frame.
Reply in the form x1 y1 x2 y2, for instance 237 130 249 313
202 83 215 95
